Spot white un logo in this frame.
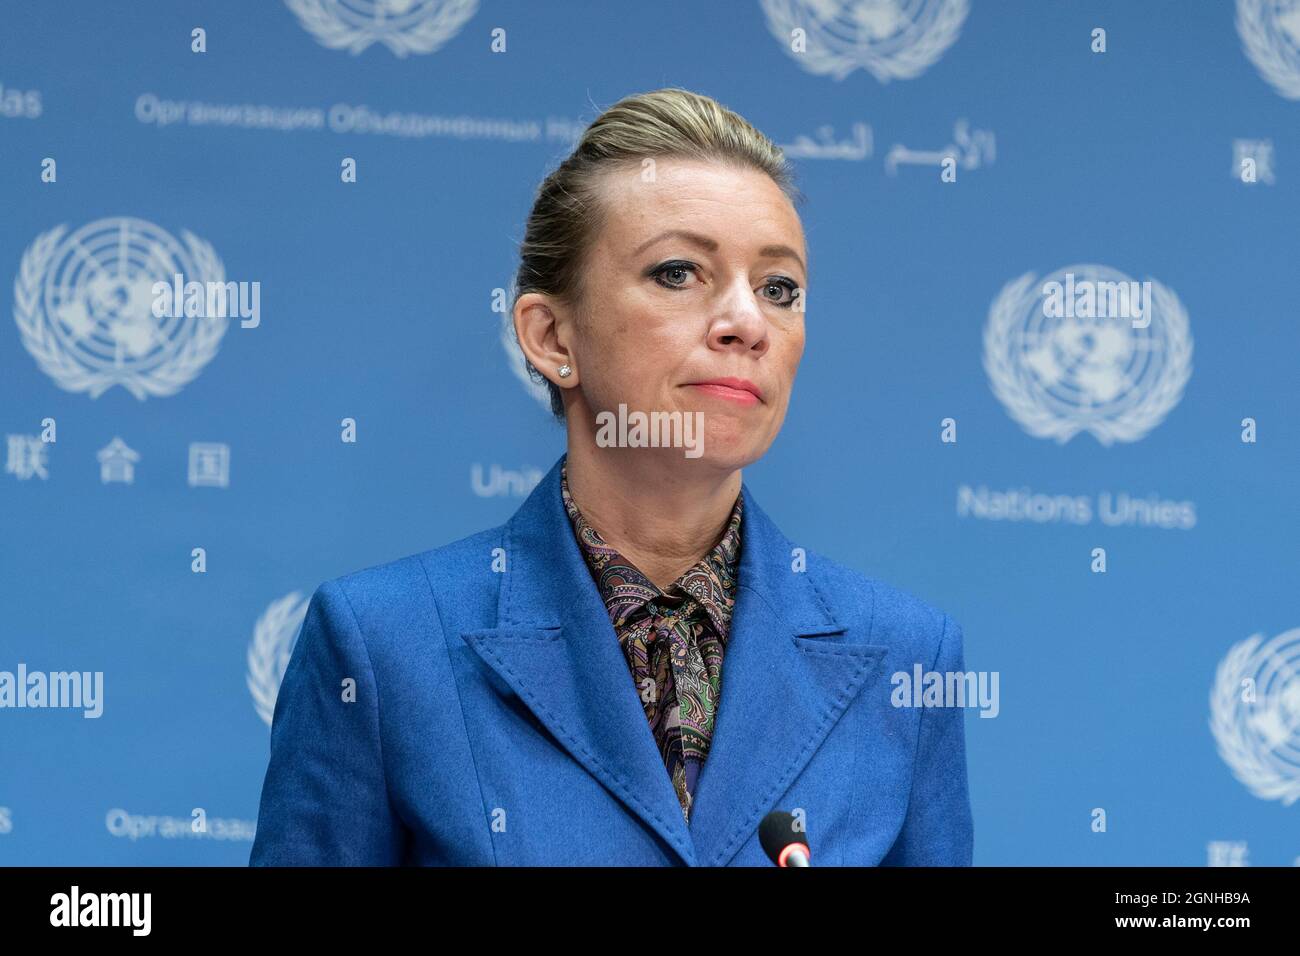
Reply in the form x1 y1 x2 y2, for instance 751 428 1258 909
1237 0 1300 100
1211 628 1300 806
758 0 969 83
13 217 228 400
246 592 311 728
982 263 1193 446
284 0 479 57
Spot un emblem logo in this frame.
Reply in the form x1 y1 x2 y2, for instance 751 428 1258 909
982 264 1193 445
285 0 478 57
759 0 969 82
247 592 311 728
13 217 228 400
1237 0 1300 99
1211 628 1300 806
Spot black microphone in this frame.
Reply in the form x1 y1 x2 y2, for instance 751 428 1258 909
759 810 811 867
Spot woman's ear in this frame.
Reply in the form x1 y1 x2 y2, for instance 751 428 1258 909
515 292 577 388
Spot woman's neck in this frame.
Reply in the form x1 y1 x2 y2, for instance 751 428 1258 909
562 442 741 591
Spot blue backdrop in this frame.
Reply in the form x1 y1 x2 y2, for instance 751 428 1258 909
2 0 1298 866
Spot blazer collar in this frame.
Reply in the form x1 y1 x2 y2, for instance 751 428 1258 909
460 453 885 866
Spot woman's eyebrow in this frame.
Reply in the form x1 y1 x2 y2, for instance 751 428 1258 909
632 228 806 275
633 228 718 256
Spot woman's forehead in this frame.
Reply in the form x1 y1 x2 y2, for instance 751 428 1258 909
605 156 788 202
595 162 804 254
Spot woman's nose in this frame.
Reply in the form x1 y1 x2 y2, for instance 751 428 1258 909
709 282 769 350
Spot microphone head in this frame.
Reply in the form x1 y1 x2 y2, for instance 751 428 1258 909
759 810 810 866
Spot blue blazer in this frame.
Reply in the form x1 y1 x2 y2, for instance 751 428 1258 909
249 453 973 866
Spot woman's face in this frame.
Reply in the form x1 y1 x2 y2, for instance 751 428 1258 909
560 157 807 472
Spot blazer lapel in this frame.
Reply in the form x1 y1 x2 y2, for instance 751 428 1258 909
461 453 886 868
683 495 886 867
461 454 697 865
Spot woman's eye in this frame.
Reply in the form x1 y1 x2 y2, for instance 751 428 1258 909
761 277 801 308
651 262 696 289
650 263 801 308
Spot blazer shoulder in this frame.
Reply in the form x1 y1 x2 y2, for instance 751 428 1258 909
806 548 958 658
322 523 507 623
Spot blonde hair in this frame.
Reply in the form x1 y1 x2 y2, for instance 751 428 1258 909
512 87 803 421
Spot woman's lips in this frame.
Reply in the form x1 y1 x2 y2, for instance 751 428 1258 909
688 383 760 405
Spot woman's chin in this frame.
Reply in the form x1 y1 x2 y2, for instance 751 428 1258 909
680 430 765 472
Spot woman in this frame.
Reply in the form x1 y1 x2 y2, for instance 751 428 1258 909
250 88 973 867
